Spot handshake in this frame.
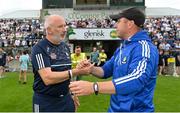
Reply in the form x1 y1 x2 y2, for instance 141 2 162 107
75 59 95 75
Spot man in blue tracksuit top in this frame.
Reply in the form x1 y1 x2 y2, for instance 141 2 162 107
69 8 159 112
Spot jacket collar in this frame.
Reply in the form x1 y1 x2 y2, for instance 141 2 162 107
123 30 151 45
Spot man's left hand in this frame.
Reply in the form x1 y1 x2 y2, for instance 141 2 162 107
69 81 94 96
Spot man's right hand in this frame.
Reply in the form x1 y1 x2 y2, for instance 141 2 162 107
76 59 91 69
75 59 94 75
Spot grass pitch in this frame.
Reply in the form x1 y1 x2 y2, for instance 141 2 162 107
0 72 180 112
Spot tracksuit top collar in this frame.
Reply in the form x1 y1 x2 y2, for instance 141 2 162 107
123 30 151 45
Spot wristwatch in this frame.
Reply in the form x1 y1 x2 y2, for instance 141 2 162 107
93 82 99 95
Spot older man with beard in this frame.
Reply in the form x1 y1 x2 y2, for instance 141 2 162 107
31 15 93 112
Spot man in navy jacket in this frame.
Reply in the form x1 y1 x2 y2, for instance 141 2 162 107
31 15 93 112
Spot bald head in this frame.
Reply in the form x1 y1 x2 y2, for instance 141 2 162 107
44 15 65 29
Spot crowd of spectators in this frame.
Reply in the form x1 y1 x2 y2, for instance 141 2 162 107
67 18 116 28
1 17 180 49
144 17 180 50
0 16 180 75
0 19 44 49
67 17 180 51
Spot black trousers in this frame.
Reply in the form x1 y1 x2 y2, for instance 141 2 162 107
33 93 75 112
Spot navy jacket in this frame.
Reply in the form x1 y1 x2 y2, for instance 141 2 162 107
31 39 71 97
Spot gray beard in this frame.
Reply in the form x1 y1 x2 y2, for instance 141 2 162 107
52 35 64 44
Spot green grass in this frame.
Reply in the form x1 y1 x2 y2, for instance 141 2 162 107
0 72 33 112
154 76 180 112
0 72 180 112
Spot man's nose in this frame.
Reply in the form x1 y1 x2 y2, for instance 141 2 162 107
63 26 67 32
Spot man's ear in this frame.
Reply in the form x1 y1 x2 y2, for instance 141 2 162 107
128 20 134 28
47 27 52 35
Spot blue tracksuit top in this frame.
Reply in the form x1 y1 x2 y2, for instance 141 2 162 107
102 30 159 112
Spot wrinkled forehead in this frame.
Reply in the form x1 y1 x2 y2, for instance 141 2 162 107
52 17 65 26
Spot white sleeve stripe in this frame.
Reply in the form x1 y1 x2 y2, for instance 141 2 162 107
147 41 150 58
35 54 41 69
116 60 147 85
39 54 45 68
144 41 148 57
114 58 146 83
35 54 45 69
140 40 150 58
51 63 72 67
37 54 43 69
139 41 144 57
142 41 145 57
115 58 147 85
114 59 143 82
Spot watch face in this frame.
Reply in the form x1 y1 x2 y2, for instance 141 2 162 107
95 84 98 91
93 82 99 95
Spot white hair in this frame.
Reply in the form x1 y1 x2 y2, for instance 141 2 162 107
44 15 64 29
44 15 65 35
44 16 52 29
